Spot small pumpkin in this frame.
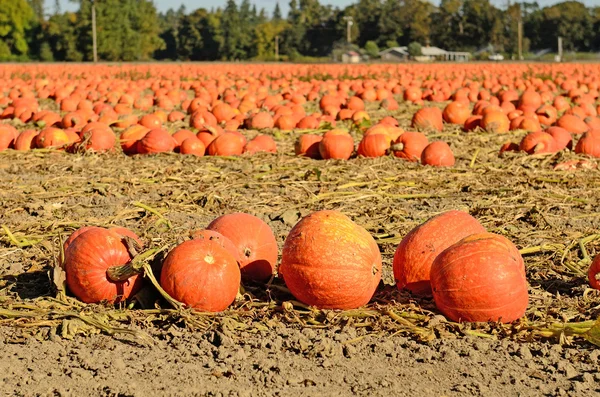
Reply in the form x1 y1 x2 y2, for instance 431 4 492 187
481 111 510 133
390 131 429 162
431 232 528 323
545 127 572 151
13 129 38 151
519 131 557 154
34 127 71 149
393 210 486 295
574 130 600 158
207 132 244 156
180 137 206 156
411 107 443 132
279 210 382 309
295 134 322 159
243 135 277 154
207 213 278 281
319 129 354 160
421 141 455 167
357 133 391 158
442 101 470 125
160 239 241 312
248 112 274 130
136 128 175 154
120 124 150 154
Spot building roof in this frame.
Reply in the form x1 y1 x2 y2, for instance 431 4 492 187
345 51 360 56
421 46 448 56
380 46 471 57
379 47 409 56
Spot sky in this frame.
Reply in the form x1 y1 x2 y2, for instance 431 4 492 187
56 0 598 17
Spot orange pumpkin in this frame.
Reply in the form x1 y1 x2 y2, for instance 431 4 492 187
207 213 278 281
546 127 572 151
519 131 557 154
411 107 443 131
442 101 471 125
248 112 274 129
64 227 144 303
191 229 241 263
431 232 528 323
295 134 322 159
136 128 175 154
13 129 38 151
172 129 197 150
575 130 600 158
421 141 455 167
357 133 391 158
120 124 150 154
279 210 381 309
180 137 206 156
319 129 354 160
556 114 589 135
160 239 241 312
390 131 429 162
207 132 244 156
393 210 486 295
243 135 277 154
34 127 71 149
588 254 600 290
481 111 510 133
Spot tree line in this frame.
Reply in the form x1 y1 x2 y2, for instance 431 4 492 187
1 0 599 62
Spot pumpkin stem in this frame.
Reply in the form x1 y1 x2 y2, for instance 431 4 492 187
389 142 404 152
106 237 158 282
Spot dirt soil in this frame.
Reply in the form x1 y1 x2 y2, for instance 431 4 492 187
1 106 600 396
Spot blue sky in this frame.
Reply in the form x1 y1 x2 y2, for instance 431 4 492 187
56 0 597 16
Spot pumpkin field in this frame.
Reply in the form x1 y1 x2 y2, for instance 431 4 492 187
1 63 600 396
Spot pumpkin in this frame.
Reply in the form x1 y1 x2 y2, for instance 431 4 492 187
243 135 277 154
207 212 278 281
546 127 573 151
274 115 296 130
172 129 197 150
279 210 381 309
463 115 482 132
296 115 320 129
481 111 510 133
13 129 38 151
431 232 528 323
518 90 542 110
295 134 322 159
442 101 470 125
556 114 589 135
536 105 557 126
248 112 274 129
180 137 206 156
411 107 443 131
191 229 241 263
588 255 600 290
197 126 223 147
519 131 557 154
34 127 71 149
574 130 600 158
357 133 391 158
319 129 354 160
498 141 520 156
390 131 429 162
136 128 175 154
63 227 144 303
207 132 244 156
393 210 486 295
160 239 241 312
139 114 162 129
421 141 455 167
77 125 116 152
120 125 150 154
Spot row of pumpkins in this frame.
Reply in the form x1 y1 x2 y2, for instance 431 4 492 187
62 209 600 323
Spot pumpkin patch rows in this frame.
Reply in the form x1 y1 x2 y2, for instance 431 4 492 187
1 63 600 353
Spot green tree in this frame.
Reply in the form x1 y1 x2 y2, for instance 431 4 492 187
273 3 282 21
221 0 245 60
538 1 594 51
364 40 379 58
45 11 83 61
0 0 36 59
408 41 422 56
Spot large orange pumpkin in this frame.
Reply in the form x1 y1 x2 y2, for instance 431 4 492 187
63 227 144 303
390 132 428 162
295 134 322 159
411 107 443 131
319 129 354 160
207 132 244 156
357 133 391 158
136 128 175 154
160 239 241 312
207 213 278 281
431 232 528 323
279 210 381 309
575 130 600 158
421 141 455 167
519 131 557 154
393 210 486 295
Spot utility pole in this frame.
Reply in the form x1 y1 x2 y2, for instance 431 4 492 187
517 19 523 60
92 0 98 63
343 16 353 44
557 36 563 62
275 35 280 61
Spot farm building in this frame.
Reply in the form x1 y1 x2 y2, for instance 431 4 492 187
341 51 361 63
380 46 471 62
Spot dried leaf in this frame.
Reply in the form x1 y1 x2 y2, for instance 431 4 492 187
583 318 600 348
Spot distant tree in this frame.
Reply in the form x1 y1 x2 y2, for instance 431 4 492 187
364 40 379 58
221 0 245 59
408 41 422 57
538 1 594 51
27 0 45 21
0 0 36 59
273 3 282 21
